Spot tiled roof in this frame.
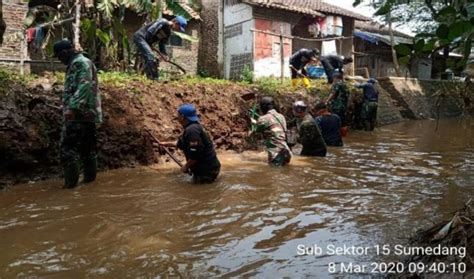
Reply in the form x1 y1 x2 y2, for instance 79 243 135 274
355 20 412 39
243 0 370 20
242 0 324 17
163 2 201 20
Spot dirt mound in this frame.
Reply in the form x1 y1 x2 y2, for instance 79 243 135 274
402 200 474 276
0 75 264 186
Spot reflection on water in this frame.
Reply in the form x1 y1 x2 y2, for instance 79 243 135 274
1 118 473 277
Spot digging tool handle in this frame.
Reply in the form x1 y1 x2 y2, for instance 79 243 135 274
151 47 187 74
290 65 310 79
146 129 184 168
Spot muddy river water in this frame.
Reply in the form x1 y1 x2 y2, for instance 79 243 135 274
1 118 473 278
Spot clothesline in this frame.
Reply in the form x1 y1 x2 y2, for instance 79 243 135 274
249 28 352 42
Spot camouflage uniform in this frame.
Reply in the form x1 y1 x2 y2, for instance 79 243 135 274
256 109 292 166
296 113 327 156
60 53 102 188
329 81 349 126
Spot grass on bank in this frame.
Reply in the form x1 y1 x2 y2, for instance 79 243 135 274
0 68 359 100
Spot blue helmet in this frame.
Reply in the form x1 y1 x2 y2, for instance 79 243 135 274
178 104 199 122
175 15 187 32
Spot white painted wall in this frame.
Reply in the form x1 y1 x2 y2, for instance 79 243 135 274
254 44 291 78
223 3 254 79
224 2 253 25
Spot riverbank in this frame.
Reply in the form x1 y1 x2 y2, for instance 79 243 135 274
0 71 471 187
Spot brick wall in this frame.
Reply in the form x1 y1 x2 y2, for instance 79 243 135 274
0 1 28 60
161 21 200 75
0 1 29 72
198 0 221 77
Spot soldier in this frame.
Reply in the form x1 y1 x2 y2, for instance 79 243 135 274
326 72 349 127
355 78 379 131
133 15 187 80
53 40 102 188
292 101 327 156
160 104 221 183
314 101 343 147
251 97 292 166
289 48 319 90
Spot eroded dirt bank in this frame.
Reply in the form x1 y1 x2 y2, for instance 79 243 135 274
1 74 326 187
1 73 471 187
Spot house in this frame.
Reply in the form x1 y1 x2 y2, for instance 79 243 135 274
0 0 201 75
199 0 369 80
354 20 463 79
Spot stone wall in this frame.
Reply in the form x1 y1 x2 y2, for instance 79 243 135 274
378 77 468 120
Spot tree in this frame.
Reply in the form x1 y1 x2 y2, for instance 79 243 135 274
0 0 6 45
354 0 474 72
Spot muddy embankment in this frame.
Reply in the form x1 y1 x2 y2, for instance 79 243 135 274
0 73 471 187
0 74 322 187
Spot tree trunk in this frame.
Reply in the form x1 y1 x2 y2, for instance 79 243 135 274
388 11 402 77
73 0 82 50
0 0 5 45
117 4 125 63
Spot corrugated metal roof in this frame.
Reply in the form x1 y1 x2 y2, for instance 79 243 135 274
243 0 370 20
354 30 413 45
355 20 412 39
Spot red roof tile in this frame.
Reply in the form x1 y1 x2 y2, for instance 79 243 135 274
244 0 370 20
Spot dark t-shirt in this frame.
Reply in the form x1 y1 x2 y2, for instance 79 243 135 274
134 18 171 55
177 122 220 175
290 48 317 69
316 114 343 147
357 83 379 102
320 55 344 76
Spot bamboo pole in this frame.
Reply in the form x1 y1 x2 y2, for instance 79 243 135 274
73 0 82 51
20 32 26 76
280 25 284 83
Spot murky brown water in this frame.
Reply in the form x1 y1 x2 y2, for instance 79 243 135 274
1 118 473 278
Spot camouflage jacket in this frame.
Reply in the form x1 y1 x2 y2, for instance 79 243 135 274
256 109 291 161
296 113 326 155
64 53 102 123
329 81 349 113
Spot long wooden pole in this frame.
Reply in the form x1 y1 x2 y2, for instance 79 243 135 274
280 25 284 83
73 0 82 51
145 129 184 168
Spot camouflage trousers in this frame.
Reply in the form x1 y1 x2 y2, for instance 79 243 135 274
360 101 378 131
60 121 97 188
269 148 292 166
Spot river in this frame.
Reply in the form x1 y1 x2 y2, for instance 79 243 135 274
1 117 473 278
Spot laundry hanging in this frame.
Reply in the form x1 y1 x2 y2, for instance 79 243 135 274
321 40 337 56
34 27 46 48
26 28 36 43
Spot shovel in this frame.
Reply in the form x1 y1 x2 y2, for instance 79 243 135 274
146 129 192 176
151 47 187 74
28 98 61 111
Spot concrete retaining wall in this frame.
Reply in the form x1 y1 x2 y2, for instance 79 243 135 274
377 77 468 123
